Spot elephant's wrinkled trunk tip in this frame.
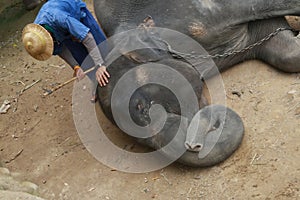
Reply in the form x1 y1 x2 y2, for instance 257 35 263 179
185 142 203 152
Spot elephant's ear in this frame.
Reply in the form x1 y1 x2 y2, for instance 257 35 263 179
112 25 169 64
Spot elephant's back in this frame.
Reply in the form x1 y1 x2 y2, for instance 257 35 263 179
93 0 213 37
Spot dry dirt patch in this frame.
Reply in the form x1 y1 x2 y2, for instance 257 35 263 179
0 1 299 199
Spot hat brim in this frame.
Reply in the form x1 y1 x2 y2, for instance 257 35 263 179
22 23 54 61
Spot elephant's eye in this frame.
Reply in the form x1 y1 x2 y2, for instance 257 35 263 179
137 103 143 110
213 120 221 129
207 119 221 133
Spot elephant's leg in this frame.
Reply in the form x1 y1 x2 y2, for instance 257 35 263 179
254 18 300 73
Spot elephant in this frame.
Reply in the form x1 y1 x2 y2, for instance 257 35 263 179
23 0 41 10
93 0 300 167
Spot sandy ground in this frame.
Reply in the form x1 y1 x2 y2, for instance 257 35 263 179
0 1 300 199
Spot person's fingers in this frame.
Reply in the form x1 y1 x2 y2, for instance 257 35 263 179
97 72 105 87
102 73 109 83
96 74 103 86
101 75 107 86
96 67 110 86
76 73 80 80
101 67 110 82
104 69 110 78
78 72 84 79
77 69 85 80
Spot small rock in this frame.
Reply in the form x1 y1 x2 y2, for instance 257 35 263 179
12 135 18 139
288 90 297 95
194 175 201 180
287 90 297 101
0 167 10 175
295 107 300 115
0 100 11 114
33 105 39 112
0 191 45 200
21 182 38 194
143 188 150 193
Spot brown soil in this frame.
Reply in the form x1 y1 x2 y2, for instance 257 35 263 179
0 1 299 199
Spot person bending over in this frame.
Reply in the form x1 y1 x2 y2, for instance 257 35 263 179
22 0 109 102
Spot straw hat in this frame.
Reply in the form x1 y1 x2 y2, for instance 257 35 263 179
22 23 54 61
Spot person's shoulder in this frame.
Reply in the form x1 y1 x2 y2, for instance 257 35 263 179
35 10 68 25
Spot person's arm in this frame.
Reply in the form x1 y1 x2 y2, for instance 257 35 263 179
58 45 85 79
58 45 78 68
82 32 110 87
62 16 110 86
82 32 104 66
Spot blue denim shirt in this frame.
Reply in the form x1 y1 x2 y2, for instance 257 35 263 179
34 0 90 54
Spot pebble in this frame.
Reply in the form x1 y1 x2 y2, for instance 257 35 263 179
21 181 38 194
33 105 39 112
0 167 10 175
194 175 201 180
143 188 150 193
0 168 40 196
0 191 45 200
295 107 300 115
286 90 296 101
287 90 297 95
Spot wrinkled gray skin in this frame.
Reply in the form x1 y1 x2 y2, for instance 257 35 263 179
23 0 41 10
95 0 300 167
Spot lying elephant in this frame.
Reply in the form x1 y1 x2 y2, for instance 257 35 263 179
22 0 41 10
94 0 300 167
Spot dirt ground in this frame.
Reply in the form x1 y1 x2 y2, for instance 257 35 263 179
0 1 300 200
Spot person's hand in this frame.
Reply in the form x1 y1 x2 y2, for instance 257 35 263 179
73 66 85 80
96 65 110 87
